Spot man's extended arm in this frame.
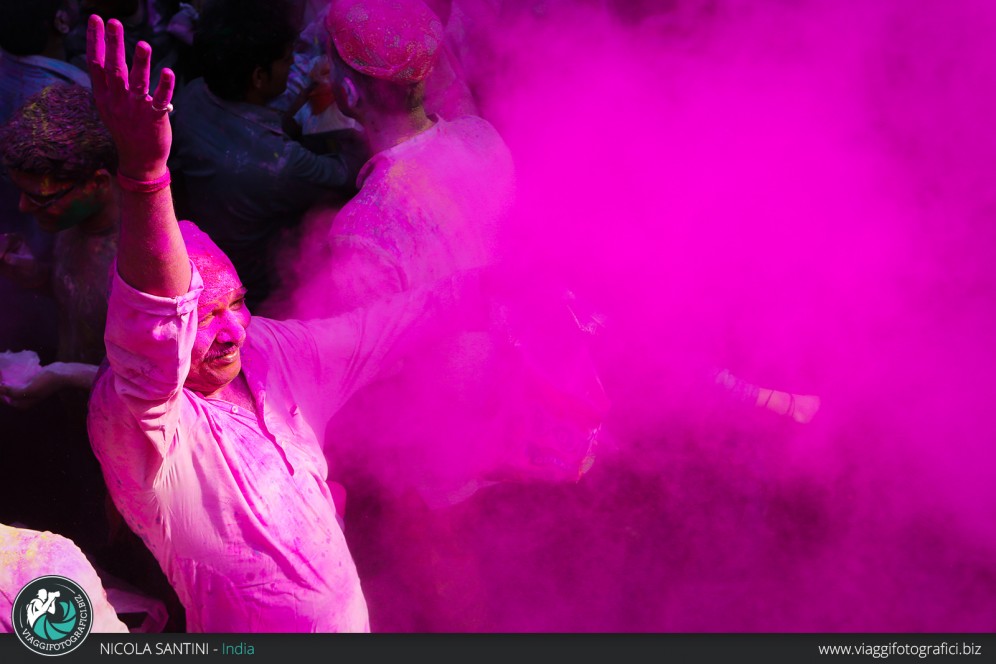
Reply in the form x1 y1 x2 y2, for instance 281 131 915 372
86 17 203 456
86 16 189 297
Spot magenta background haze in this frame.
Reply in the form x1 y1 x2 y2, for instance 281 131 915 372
282 0 996 631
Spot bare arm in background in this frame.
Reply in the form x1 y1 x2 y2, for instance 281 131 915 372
713 367 821 424
86 15 189 297
0 362 99 409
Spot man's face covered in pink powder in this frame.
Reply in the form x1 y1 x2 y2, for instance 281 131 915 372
180 222 251 397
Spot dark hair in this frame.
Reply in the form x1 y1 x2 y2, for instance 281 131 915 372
0 85 118 180
81 0 142 19
194 0 299 101
0 0 63 56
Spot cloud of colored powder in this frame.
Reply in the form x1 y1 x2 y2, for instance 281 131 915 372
476 0 996 630
280 0 996 631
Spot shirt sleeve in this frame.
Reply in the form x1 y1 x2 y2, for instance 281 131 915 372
295 270 490 428
101 262 203 456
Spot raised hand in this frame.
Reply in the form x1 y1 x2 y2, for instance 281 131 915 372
86 15 176 181
86 14 190 297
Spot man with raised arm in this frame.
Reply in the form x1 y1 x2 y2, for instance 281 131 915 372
84 15 487 632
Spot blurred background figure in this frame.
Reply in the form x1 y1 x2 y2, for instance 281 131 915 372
1 86 118 384
64 0 189 87
282 0 590 632
0 0 88 123
273 0 478 142
0 85 181 632
168 0 367 309
0 0 88 364
0 0 88 589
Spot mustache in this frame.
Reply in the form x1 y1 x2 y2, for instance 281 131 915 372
207 342 241 360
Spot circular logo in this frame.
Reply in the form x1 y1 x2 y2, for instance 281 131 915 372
12 575 93 656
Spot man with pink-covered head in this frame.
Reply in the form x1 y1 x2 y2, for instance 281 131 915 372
83 13 491 632
305 0 514 315
281 0 530 632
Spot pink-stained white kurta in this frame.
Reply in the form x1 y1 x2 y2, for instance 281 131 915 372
0 524 129 634
87 265 470 632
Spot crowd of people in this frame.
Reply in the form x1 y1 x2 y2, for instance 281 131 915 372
1 0 817 633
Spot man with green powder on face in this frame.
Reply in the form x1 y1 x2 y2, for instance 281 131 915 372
0 83 183 629
0 84 120 404
0 84 121 565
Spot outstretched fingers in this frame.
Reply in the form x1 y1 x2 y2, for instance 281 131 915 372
130 41 152 97
151 68 176 113
86 14 107 96
84 14 173 179
87 16 130 98
103 18 128 97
